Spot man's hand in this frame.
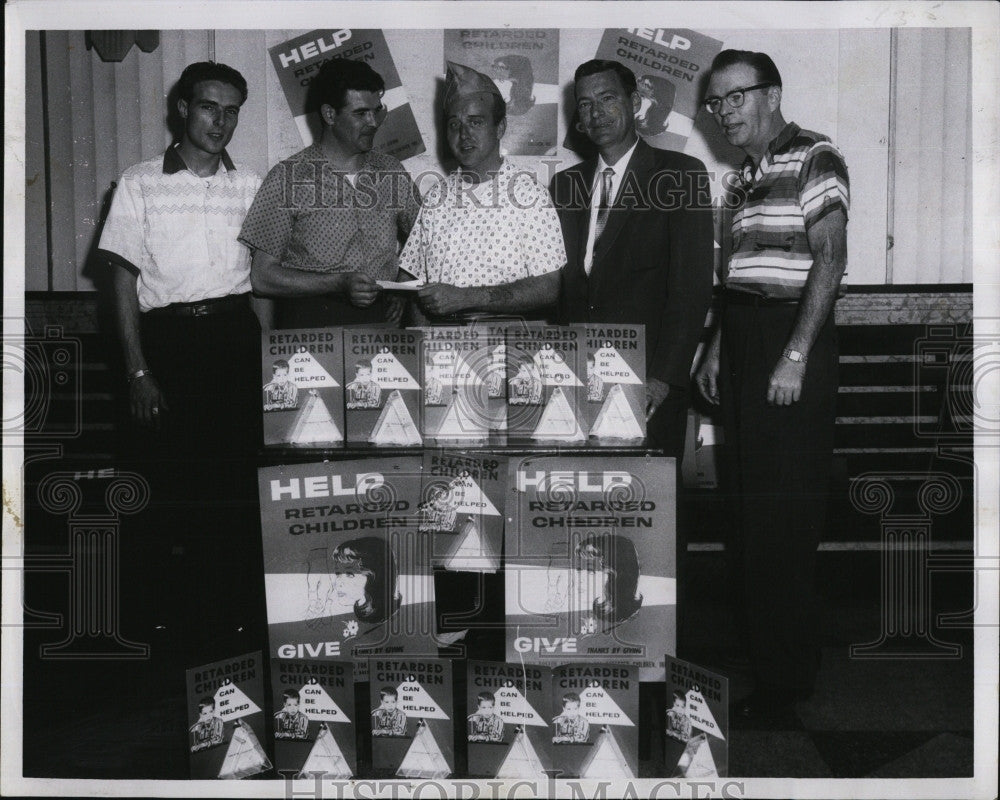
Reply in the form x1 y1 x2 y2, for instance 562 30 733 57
646 378 670 421
385 295 405 326
417 283 474 317
767 356 806 406
694 333 721 406
344 272 379 308
130 375 168 430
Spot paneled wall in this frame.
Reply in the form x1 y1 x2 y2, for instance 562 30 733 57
23 27 972 291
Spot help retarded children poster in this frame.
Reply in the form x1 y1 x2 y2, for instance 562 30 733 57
269 29 425 161
258 458 439 674
505 456 676 681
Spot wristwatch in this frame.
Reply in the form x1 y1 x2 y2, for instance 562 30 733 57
782 348 807 363
128 369 152 384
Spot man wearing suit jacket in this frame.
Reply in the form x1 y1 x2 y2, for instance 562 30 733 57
551 60 714 458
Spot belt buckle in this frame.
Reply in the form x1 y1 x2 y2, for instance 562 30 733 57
190 303 211 317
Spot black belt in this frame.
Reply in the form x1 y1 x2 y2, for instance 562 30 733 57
723 288 799 307
145 293 250 317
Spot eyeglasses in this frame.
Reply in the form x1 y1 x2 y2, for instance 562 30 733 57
702 83 773 114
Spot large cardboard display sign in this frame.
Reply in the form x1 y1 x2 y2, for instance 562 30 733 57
467 661 552 778
269 29 425 161
186 652 271 780
270 659 356 779
258 458 437 673
419 451 505 573
369 658 454 778
550 663 638 779
664 655 729 778
343 329 423 446
505 456 676 681
262 328 344 447
443 29 560 156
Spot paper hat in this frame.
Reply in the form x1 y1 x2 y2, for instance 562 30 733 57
444 61 504 111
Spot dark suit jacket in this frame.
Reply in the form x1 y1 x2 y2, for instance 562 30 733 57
550 139 714 389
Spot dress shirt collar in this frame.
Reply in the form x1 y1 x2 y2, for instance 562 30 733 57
596 137 640 178
740 121 801 186
162 143 236 176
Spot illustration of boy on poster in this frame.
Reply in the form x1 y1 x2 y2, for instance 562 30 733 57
467 691 505 743
372 686 408 737
552 692 590 744
346 360 382 409
508 361 543 405
586 353 605 402
418 484 459 533
190 697 225 752
263 359 299 411
665 689 693 742
274 689 310 740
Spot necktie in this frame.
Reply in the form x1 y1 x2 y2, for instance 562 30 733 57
594 167 614 241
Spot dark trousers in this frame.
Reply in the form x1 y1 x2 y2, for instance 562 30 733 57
718 301 837 698
119 299 266 661
647 385 690 461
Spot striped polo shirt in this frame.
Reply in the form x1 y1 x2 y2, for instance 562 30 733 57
726 122 849 299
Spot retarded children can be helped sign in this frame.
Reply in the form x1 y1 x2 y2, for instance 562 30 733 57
505 456 676 681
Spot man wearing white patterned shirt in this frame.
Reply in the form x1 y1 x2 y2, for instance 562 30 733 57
404 62 566 320
98 61 264 660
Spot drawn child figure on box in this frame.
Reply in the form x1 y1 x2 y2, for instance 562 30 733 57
189 696 225 752
346 360 382 409
263 358 299 411
419 484 458 533
274 688 309 740
486 345 506 398
371 686 407 737
586 353 605 402
508 361 542 405
665 689 693 742
467 691 505 743
552 692 590 744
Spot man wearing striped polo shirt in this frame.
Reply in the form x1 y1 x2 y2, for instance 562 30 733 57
695 50 849 721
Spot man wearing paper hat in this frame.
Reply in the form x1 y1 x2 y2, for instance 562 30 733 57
401 61 566 321
241 58 421 328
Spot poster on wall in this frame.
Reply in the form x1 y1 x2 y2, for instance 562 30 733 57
270 659 357 779
504 456 676 681
443 29 560 156
258 458 440 678
590 28 723 152
269 29 425 161
261 328 344 448
186 652 271 780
